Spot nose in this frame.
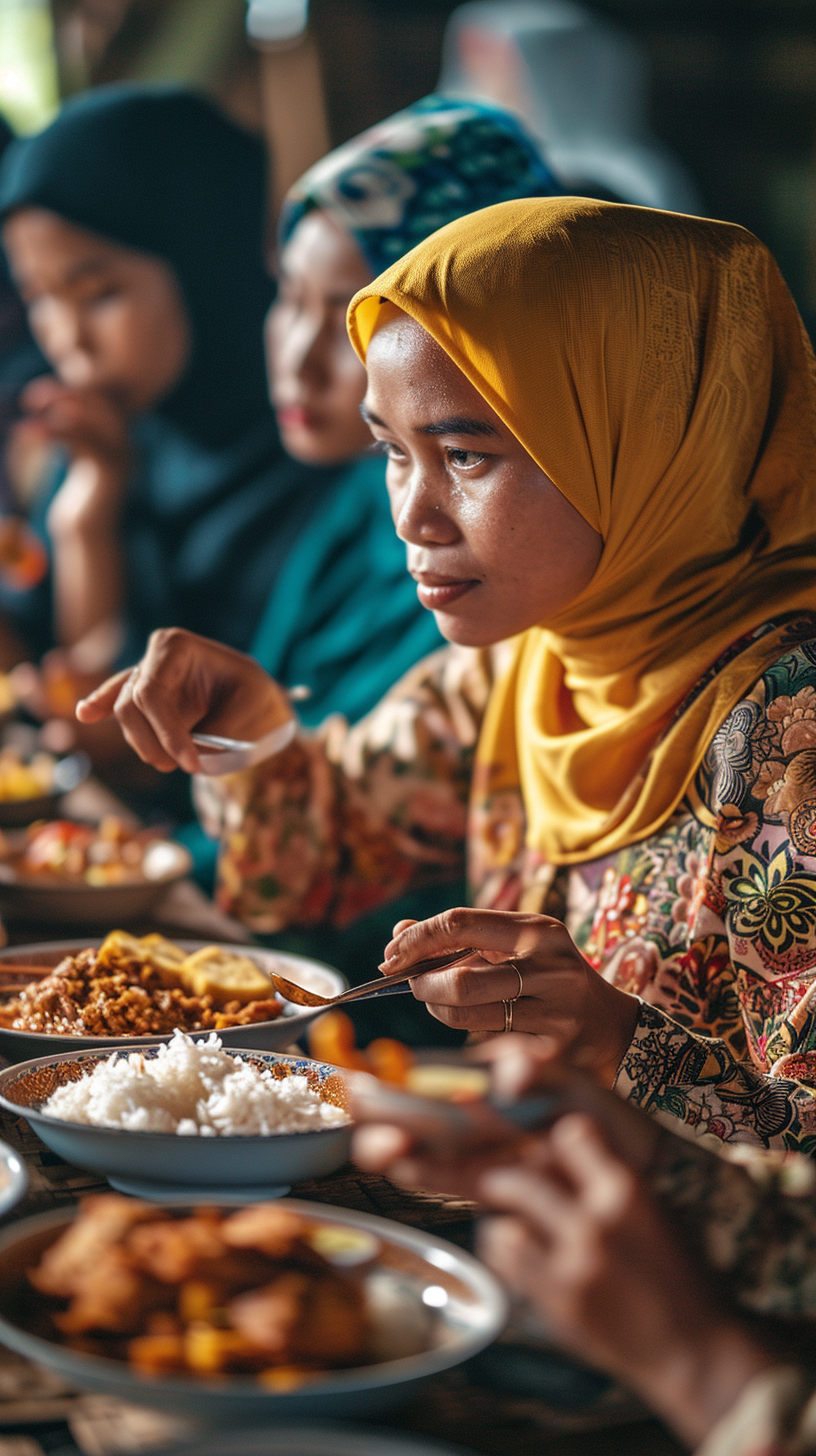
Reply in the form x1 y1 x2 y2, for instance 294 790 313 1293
390 463 460 548
279 307 331 390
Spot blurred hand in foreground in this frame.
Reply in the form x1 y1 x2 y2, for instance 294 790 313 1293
76 627 292 774
352 1037 776 1450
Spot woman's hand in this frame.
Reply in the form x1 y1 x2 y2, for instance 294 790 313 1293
380 908 640 1084
479 1115 774 1449
20 377 131 534
76 628 292 774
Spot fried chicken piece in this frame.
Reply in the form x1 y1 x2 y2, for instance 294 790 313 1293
54 1245 169 1336
222 1205 314 1262
126 1215 227 1283
30 1194 157 1299
227 1270 367 1366
127 1214 271 1293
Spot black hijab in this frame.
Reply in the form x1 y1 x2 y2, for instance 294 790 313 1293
0 86 337 661
0 85 272 447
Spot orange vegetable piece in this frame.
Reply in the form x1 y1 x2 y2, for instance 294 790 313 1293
128 1333 186 1374
366 1038 414 1086
307 1011 368 1071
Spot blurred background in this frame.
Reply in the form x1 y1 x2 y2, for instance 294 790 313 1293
0 0 814 322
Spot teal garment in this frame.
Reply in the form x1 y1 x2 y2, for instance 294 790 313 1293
183 450 444 892
250 451 442 726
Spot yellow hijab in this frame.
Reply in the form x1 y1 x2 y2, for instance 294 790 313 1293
348 197 816 864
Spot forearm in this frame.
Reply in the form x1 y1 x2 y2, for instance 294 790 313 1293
639 1320 777 1450
50 520 124 646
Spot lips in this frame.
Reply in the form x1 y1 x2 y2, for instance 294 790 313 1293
412 574 478 610
276 404 313 430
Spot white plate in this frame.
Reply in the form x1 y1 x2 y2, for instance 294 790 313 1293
0 1138 26 1218
0 940 347 1061
0 1047 351 1192
0 1201 507 1421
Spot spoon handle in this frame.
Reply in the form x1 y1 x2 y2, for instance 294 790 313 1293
331 948 477 1005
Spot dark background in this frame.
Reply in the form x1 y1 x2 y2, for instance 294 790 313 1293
50 0 816 317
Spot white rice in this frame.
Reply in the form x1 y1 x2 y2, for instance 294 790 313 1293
40 1031 350 1136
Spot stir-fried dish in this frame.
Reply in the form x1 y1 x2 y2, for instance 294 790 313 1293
0 932 283 1036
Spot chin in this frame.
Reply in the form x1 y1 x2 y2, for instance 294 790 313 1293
432 610 503 649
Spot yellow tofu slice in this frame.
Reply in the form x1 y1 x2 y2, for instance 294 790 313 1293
96 930 147 969
180 946 274 1006
138 933 188 985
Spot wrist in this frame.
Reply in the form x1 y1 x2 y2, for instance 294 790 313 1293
47 461 127 538
594 986 641 1087
641 1320 777 1448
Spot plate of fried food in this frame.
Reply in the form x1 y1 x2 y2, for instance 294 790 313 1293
0 1039 353 1197
0 746 90 828
0 817 192 924
0 1197 506 1419
0 931 347 1061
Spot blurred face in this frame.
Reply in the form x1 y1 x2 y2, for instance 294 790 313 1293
363 313 603 647
267 210 373 465
2 207 190 414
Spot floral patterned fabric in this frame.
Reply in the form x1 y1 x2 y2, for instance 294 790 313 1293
201 615 816 1151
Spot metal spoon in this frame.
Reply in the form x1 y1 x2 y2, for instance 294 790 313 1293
270 948 477 1008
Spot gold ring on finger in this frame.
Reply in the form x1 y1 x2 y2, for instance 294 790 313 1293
508 959 524 1000
503 998 514 1034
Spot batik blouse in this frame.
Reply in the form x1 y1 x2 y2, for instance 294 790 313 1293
197 614 816 1155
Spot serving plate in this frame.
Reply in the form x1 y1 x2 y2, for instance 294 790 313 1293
0 1048 351 1196
0 1201 506 1420
0 1138 27 1218
0 840 193 926
0 941 348 1062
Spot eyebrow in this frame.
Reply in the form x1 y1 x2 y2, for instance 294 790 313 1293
360 404 500 438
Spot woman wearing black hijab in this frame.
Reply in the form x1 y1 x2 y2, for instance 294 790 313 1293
0 86 348 670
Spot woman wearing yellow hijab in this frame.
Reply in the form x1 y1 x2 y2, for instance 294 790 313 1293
81 197 816 1153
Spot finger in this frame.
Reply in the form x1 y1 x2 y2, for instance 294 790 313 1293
352 1124 413 1171
547 1114 637 1223
381 907 563 970
76 668 132 722
409 955 532 1007
478 1163 575 1240
129 673 201 773
109 678 179 772
391 918 417 938
478 1215 551 1296
114 677 200 774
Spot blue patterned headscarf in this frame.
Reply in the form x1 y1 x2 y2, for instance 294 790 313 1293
280 94 561 275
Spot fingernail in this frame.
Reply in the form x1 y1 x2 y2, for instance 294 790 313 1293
378 956 398 972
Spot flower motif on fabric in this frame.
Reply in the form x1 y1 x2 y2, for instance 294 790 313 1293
766 686 816 755
702 700 761 810
723 845 816 960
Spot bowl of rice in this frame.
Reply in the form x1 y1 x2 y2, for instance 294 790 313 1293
0 1035 352 1199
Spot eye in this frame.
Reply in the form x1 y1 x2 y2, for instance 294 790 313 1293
446 447 486 469
86 287 121 308
370 439 407 462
